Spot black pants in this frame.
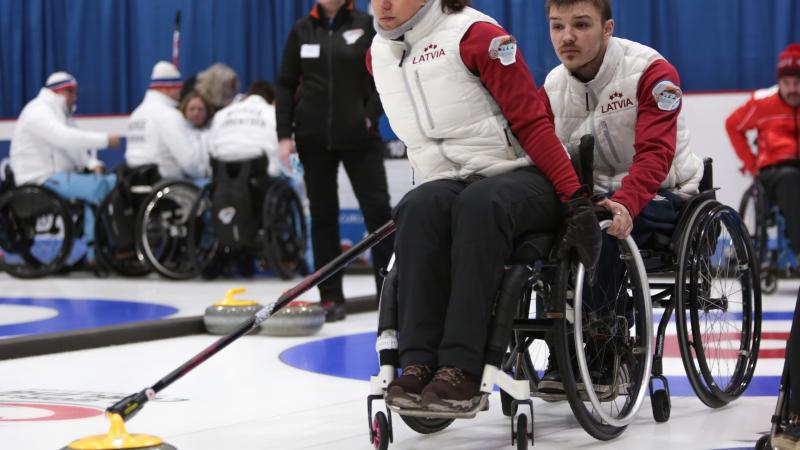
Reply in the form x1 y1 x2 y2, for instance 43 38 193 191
760 164 800 254
789 287 800 415
393 167 560 376
297 146 394 303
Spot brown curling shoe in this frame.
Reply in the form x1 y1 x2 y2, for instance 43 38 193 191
419 366 482 413
385 364 434 409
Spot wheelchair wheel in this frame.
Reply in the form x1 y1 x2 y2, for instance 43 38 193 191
262 179 307 279
554 222 653 440
94 193 150 277
675 201 761 408
738 183 770 271
399 416 453 434
186 183 223 278
0 186 74 278
136 181 200 280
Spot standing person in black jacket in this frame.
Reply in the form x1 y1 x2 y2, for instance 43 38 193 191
276 0 394 322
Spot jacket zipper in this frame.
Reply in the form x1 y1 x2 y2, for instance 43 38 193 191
414 71 435 129
585 87 615 176
795 107 799 159
327 27 333 151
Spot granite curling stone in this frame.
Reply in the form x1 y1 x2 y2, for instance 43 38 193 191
261 300 325 337
204 287 264 335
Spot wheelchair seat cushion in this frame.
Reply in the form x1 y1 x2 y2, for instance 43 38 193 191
509 232 555 264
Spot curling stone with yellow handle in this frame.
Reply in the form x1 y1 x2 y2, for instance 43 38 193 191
261 300 326 337
61 413 176 450
203 288 264 335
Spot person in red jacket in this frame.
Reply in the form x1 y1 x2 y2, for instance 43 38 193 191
726 43 800 256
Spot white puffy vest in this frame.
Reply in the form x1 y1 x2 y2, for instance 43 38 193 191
371 7 530 182
543 37 703 196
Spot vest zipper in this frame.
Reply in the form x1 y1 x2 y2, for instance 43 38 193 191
600 121 624 164
585 92 589 111
414 71 436 130
585 87 615 177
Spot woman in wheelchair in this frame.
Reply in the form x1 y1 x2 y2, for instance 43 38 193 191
188 80 307 279
369 0 601 414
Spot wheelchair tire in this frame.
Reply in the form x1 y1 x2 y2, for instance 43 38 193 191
515 413 529 450
136 181 201 280
399 416 453 435
755 434 771 450
553 222 653 440
738 183 770 273
186 183 223 278
0 186 74 278
262 179 307 280
651 389 670 423
675 201 761 408
94 193 150 277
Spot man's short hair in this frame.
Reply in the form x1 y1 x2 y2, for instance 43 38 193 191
246 81 275 104
546 0 613 22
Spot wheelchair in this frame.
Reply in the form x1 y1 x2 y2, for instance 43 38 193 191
739 180 799 294
93 164 161 276
135 176 203 280
186 157 307 280
366 136 762 448
0 166 82 278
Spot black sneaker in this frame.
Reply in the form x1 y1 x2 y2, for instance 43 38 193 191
420 367 482 412
773 423 800 450
385 364 434 409
538 353 564 394
320 300 346 322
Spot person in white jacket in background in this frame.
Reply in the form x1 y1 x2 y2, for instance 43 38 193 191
125 61 208 180
9 71 121 260
207 80 280 177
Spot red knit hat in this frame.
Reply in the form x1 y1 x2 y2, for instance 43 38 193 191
778 43 800 79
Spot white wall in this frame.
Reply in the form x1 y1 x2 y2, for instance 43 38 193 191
0 91 754 210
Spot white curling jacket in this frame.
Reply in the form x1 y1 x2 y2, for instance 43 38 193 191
10 88 108 185
543 37 703 197
370 6 530 182
208 95 280 177
125 90 207 179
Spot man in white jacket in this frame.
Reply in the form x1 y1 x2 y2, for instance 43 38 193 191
9 71 121 259
125 61 208 180
208 81 280 177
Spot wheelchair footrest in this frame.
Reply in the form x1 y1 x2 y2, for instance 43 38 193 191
386 394 490 419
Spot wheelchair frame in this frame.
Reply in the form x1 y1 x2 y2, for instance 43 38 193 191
739 180 799 294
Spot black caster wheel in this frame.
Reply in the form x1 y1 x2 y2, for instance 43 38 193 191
515 414 529 450
400 415 453 434
755 434 772 450
372 411 390 450
651 389 671 423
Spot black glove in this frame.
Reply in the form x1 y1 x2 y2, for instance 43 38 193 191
557 186 602 285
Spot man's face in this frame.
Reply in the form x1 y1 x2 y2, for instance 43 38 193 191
371 0 425 31
779 76 800 107
548 2 613 73
60 87 78 112
184 97 208 128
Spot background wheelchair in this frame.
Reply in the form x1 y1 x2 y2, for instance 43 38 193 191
186 157 307 280
739 179 799 294
134 177 203 280
366 136 762 449
93 164 161 276
0 166 84 278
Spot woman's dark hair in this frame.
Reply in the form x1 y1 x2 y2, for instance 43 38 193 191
246 80 276 104
442 0 470 13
